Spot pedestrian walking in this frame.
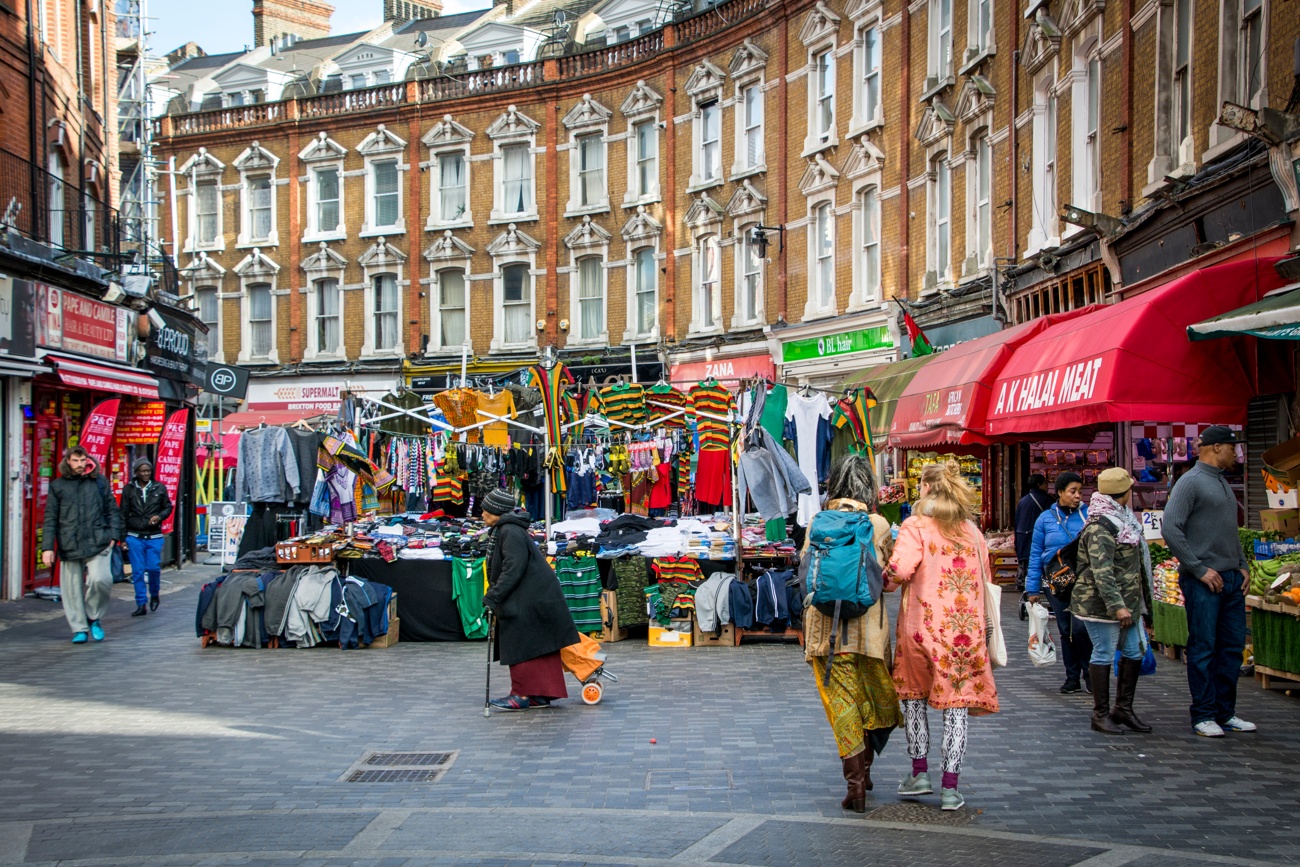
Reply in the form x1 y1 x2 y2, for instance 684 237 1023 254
1013 474 1051 591
802 454 901 813
886 461 998 812
1069 468 1153 735
121 459 173 616
41 446 123 644
1026 472 1094 694
1161 426 1255 738
480 488 580 711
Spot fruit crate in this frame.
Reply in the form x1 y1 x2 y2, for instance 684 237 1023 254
275 539 343 564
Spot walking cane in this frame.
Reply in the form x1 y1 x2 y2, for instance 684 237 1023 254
483 611 495 718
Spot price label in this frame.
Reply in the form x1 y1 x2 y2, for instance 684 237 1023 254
1141 510 1164 541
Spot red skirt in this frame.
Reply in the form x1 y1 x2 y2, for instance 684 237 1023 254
694 447 732 507
509 651 568 699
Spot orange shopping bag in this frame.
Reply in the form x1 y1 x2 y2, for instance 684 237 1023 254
560 632 605 683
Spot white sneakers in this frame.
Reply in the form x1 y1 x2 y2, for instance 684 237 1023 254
1194 717 1257 737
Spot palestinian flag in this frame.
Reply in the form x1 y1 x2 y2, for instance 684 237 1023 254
904 310 934 357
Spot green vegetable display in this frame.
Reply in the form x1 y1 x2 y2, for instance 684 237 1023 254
1248 554 1300 596
1241 528 1283 564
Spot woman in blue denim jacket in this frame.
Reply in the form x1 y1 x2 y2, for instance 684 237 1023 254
1026 472 1094 694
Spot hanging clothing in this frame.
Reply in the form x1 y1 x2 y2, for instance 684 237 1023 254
434 388 480 442
378 390 432 436
286 428 325 504
451 556 489 639
646 384 689 428
737 426 810 521
235 426 301 503
785 391 832 526
595 382 648 426
476 390 517 448
555 556 603 633
694 448 732 508
688 381 735 451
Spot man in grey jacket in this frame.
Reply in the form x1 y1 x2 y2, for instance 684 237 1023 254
1161 426 1253 738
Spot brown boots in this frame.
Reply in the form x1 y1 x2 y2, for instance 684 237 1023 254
1111 657 1152 732
1088 664 1124 734
840 747 872 812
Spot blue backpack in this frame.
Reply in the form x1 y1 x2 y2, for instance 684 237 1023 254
804 510 883 669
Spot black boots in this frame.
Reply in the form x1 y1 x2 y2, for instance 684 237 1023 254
840 750 868 812
131 605 147 616
1089 664 1124 734
1111 657 1152 732
150 595 160 611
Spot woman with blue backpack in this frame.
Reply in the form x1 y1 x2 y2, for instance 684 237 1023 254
1026 472 1094 694
802 454 901 814
886 461 999 812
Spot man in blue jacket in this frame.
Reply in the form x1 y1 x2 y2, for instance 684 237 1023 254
1027 472 1092 694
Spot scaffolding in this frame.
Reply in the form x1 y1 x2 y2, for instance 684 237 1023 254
115 0 160 257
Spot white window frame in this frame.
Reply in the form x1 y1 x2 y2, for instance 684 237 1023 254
854 185 881 307
630 246 659 341
370 273 401 354
563 216 613 347
47 151 65 248
487 224 541 352
1208 0 1268 157
180 149 225 254
966 131 993 274
799 2 842 156
621 81 664 208
1237 0 1265 109
694 233 722 333
357 125 407 237
488 107 541 224
1070 34 1103 219
358 238 407 357
813 51 836 146
927 152 952 290
850 20 883 134
574 256 606 344
685 61 727 191
301 242 347 361
180 253 227 362
233 248 280 364
927 0 954 87
233 142 280 249
620 206 663 342
808 201 837 316
422 229 476 353
1172 0 1192 157
434 268 469 353
563 95 613 217
733 221 763 328
313 278 344 358
967 0 994 62
1028 69 1059 254
299 132 347 243
734 82 766 177
422 116 475 231
631 120 660 203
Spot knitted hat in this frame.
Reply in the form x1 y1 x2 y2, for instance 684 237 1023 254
1097 467 1134 495
482 488 518 516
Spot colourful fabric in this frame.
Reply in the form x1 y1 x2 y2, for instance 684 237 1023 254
651 556 704 585
647 385 689 429
811 654 902 758
904 310 934 357
689 382 736 451
477 390 517 448
434 389 480 442
611 557 650 627
598 383 648 426
695 446 732 507
886 516 999 715
832 388 877 459
451 557 489 639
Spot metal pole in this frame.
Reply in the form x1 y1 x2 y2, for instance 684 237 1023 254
630 343 638 384
543 411 553 537
460 343 468 387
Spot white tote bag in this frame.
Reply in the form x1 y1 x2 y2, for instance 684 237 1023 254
1027 601 1058 668
982 565 1008 669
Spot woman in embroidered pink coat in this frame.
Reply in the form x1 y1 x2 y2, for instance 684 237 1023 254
885 461 999 812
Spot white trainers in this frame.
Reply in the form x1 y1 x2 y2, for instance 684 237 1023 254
1222 716 1257 732
1194 720 1226 737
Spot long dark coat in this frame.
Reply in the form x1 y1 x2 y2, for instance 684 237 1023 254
485 511 579 666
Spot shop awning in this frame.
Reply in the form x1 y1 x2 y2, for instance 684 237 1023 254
841 355 935 443
220 409 335 428
986 259 1288 436
1188 282 1300 341
46 353 160 399
889 313 1088 450
0 356 48 377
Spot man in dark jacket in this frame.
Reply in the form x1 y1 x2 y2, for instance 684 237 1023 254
1014 474 1051 590
481 488 580 711
42 446 123 643
121 459 173 616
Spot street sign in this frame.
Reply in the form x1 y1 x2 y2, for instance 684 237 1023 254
205 363 250 399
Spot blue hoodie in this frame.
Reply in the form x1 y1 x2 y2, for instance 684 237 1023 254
1026 503 1089 593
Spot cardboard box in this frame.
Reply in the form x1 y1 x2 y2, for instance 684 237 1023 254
648 620 693 647
388 592 399 622
692 620 738 647
1260 509 1300 538
595 590 629 642
366 617 400 648
1267 487 1299 509
1263 436 1300 485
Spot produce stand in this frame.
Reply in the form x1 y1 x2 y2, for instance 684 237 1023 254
1152 600 1189 651
1246 595 1300 689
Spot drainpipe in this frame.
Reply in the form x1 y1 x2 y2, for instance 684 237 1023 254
25 0 40 232
898 3 911 301
545 96 559 341
776 3 789 321
664 26 677 342
1121 0 1134 216
1009 17 1019 269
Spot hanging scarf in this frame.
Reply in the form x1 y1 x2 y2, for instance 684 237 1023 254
1087 491 1152 583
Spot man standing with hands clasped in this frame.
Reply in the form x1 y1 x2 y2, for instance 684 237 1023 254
1161 426 1254 738
41 446 123 644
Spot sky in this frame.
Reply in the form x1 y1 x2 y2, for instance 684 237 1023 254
148 0 482 57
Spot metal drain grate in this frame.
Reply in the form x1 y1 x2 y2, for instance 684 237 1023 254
347 768 443 783
340 749 458 783
865 801 974 826
365 751 454 767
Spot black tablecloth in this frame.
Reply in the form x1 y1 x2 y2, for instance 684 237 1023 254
347 559 469 642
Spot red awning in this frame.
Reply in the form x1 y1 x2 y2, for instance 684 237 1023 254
47 353 160 399
889 312 1090 450
985 258 1288 436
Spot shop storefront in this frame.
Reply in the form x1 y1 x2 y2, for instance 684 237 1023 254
773 318 897 389
233 372 402 426
1 275 43 600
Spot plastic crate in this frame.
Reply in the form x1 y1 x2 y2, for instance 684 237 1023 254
1254 538 1300 560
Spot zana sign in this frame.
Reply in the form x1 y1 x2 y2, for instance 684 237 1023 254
991 356 1105 416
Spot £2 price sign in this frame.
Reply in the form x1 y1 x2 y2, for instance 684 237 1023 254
1140 510 1164 541
155 408 189 534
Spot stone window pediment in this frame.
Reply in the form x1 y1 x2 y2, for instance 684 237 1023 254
563 216 613 250
422 116 476 149
684 60 727 98
358 236 408 267
1021 9 1061 76
232 141 279 171
728 38 769 82
726 181 767 217
684 193 725 228
487 105 541 141
1059 0 1105 40
298 132 347 162
233 247 279 277
799 1 842 46
563 94 614 131
915 99 956 147
842 136 886 178
357 124 407 156
954 75 996 123
621 80 664 120
621 205 663 242
179 147 224 176
487 223 542 256
424 230 476 262
798 155 841 195
301 242 347 276
180 252 226 281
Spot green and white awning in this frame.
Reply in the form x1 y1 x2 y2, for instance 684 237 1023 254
1187 283 1300 341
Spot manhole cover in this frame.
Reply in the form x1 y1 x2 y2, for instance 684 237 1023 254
644 770 734 791
340 750 458 783
864 801 974 826
366 751 454 767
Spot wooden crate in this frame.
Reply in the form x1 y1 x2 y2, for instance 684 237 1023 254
595 590 629 642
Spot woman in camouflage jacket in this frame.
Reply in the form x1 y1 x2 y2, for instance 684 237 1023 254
1070 467 1154 735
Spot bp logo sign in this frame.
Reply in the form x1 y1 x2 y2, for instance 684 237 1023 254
205 364 249 399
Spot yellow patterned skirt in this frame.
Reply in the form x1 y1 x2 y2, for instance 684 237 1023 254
810 653 902 758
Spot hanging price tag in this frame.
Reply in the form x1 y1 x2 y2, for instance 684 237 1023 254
1140 510 1164 541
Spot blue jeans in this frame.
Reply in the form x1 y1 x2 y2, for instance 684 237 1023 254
1081 619 1144 666
1180 569 1246 725
126 535 164 606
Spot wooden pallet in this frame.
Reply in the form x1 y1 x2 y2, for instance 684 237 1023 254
1255 663 1300 690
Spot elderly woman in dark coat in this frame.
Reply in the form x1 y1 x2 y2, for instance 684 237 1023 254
482 488 580 711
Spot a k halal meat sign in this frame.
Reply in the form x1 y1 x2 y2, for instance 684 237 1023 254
145 309 207 384
989 356 1106 418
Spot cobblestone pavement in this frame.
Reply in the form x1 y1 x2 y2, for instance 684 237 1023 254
0 565 1297 865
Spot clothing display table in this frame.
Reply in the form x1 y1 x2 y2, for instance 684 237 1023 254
347 560 468 642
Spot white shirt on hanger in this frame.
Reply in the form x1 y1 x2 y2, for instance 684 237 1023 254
786 391 832 526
